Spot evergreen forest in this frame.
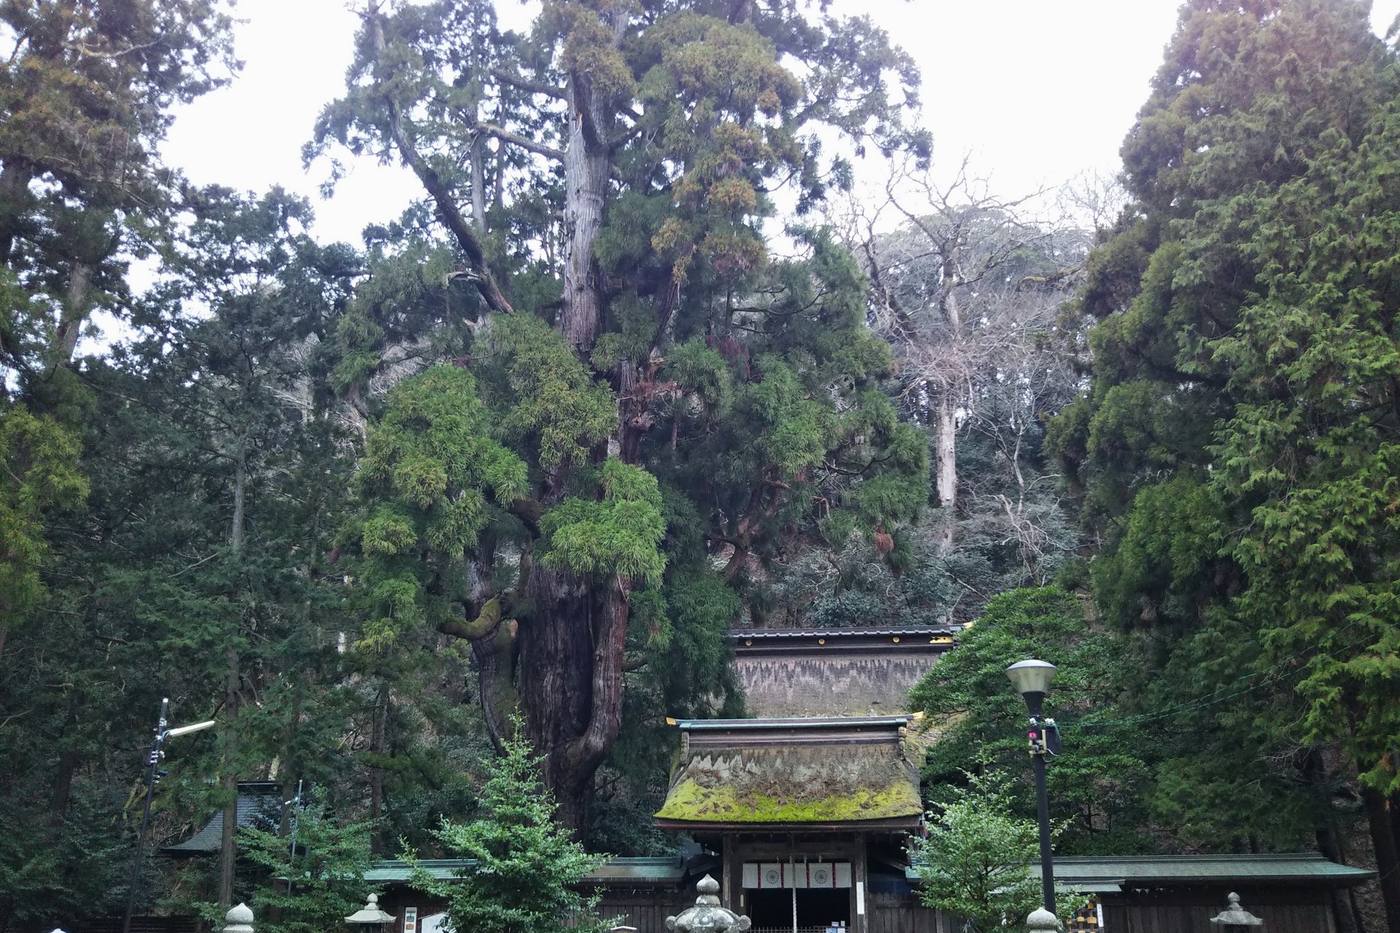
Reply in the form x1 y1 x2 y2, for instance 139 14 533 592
2 0 1400 931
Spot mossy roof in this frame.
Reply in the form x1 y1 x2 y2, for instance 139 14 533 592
654 717 923 827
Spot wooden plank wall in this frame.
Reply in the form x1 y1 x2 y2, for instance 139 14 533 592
867 887 1335 933
596 890 691 933
1102 887 1336 933
867 890 954 933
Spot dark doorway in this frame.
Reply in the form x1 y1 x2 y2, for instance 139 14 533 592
797 888 850 928
747 889 793 929
744 888 851 931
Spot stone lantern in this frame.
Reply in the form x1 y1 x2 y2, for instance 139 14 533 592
345 893 396 931
224 904 254 933
665 875 751 933
1211 892 1264 929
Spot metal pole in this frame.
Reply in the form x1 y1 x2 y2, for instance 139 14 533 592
1032 743 1055 914
286 778 304 895
122 699 168 933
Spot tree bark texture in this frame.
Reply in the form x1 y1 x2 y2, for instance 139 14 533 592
558 73 611 353
52 259 93 364
0 157 34 268
368 684 388 855
1363 785 1400 933
217 441 246 908
470 123 487 234
934 392 957 554
518 565 630 833
217 646 239 909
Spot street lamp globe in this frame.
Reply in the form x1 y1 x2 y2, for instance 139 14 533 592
1006 659 1056 712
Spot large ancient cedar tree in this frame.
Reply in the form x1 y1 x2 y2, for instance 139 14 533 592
312 0 931 830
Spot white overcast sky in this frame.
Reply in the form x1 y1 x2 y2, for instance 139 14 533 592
160 0 1400 245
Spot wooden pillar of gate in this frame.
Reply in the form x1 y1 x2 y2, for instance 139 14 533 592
722 834 740 916
852 834 869 933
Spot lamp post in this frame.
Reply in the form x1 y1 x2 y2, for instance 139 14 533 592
1006 659 1059 920
122 698 216 933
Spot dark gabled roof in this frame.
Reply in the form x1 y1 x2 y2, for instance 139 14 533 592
730 628 956 640
905 853 1375 892
364 856 688 885
656 715 923 830
673 716 913 731
162 782 283 855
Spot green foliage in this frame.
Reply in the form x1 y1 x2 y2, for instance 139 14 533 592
486 314 616 474
407 729 611 933
0 406 87 625
0 0 238 385
1050 0 1400 854
540 460 666 584
304 0 937 832
351 364 528 649
910 773 1044 933
910 587 1151 853
240 796 376 933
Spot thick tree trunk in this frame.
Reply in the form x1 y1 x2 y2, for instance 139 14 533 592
934 392 957 553
558 78 610 353
513 8 627 833
1304 750 1366 933
52 259 93 364
1363 785 1400 933
470 125 487 234
217 646 239 909
50 748 80 822
368 684 388 855
218 441 246 909
0 157 33 268
519 566 594 821
518 566 631 834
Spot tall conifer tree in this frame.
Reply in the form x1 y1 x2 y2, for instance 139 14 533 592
1051 2 1400 928
313 0 932 829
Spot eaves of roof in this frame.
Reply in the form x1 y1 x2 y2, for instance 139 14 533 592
363 856 687 885
904 854 1374 890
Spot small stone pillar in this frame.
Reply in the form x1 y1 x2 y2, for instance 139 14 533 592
224 903 254 933
1025 906 1061 932
666 874 751 932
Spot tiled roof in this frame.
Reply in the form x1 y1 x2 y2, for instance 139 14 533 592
162 782 282 854
905 853 1375 892
364 856 687 884
673 716 912 730
730 628 956 640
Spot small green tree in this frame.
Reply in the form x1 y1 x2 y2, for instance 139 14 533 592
911 774 1043 933
407 729 611 933
239 795 376 933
